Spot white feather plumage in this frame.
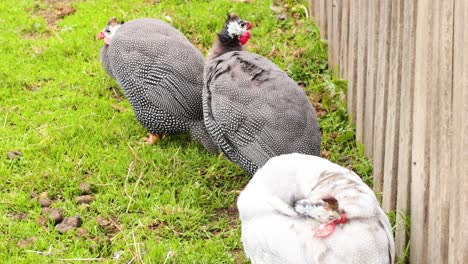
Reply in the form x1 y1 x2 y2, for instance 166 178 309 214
237 153 395 264
226 21 246 38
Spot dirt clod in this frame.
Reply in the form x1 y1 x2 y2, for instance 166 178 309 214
39 198 53 207
57 5 75 18
27 0 76 33
78 182 91 194
66 216 82 227
37 215 47 226
96 216 122 234
55 216 83 234
49 208 63 224
17 237 37 248
38 192 49 199
89 236 112 251
76 195 93 204
11 212 28 221
76 227 88 237
7 150 22 160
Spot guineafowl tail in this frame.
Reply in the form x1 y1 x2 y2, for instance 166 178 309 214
189 121 220 154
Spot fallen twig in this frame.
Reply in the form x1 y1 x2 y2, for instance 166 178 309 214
163 250 175 264
126 172 145 213
57 258 105 261
24 246 54 255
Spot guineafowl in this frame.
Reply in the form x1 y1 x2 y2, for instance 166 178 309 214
237 153 395 264
97 17 217 152
203 14 321 175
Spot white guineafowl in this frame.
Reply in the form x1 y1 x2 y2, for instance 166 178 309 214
237 153 395 264
203 14 321 175
97 17 217 152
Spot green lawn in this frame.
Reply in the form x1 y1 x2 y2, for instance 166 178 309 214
0 0 371 262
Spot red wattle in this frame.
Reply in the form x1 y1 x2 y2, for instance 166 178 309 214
104 36 112 45
335 213 346 224
239 31 251 45
314 222 336 238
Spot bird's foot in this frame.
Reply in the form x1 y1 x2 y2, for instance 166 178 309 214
143 133 160 144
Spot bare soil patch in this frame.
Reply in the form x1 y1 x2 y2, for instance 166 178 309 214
25 0 76 35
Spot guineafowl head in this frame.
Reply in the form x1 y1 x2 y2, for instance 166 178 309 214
218 13 252 46
96 17 123 45
295 195 342 223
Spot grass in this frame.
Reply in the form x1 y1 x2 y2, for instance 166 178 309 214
0 0 372 262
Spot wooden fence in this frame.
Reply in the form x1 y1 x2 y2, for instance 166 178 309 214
308 0 467 263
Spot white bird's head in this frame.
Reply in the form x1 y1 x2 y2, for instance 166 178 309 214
295 195 342 223
96 17 123 45
220 13 253 45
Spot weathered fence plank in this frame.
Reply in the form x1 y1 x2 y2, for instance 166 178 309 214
382 0 403 212
331 0 342 75
326 0 334 69
308 0 315 20
314 0 319 23
355 0 368 144
410 0 435 262
450 1 468 263
363 0 379 158
346 0 358 123
427 1 454 262
394 0 416 259
372 0 391 193
339 0 349 79
319 0 327 38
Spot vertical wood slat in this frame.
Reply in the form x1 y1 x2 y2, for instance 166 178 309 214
427 0 454 262
346 0 358 123
450 1 468 263
394 0 417 259
308 0 315 20
330 0 342 75
355 0 368 144
315 0 321 33
363 1 379 157
327 0 332 40
372 0 391 193
382 0 403 212
339 0 349 80
411 0 435 261
426 0 442 258
319 0 327 38
327 0 334 68
314 0 320 21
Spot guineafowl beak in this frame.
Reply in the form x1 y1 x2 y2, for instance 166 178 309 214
246 21 253 30
96 31 105 40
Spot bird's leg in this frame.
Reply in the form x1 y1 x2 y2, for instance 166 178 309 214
143 133 160 144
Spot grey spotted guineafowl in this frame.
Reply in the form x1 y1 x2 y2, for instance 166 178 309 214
97 17 217 152
203 14 321 175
